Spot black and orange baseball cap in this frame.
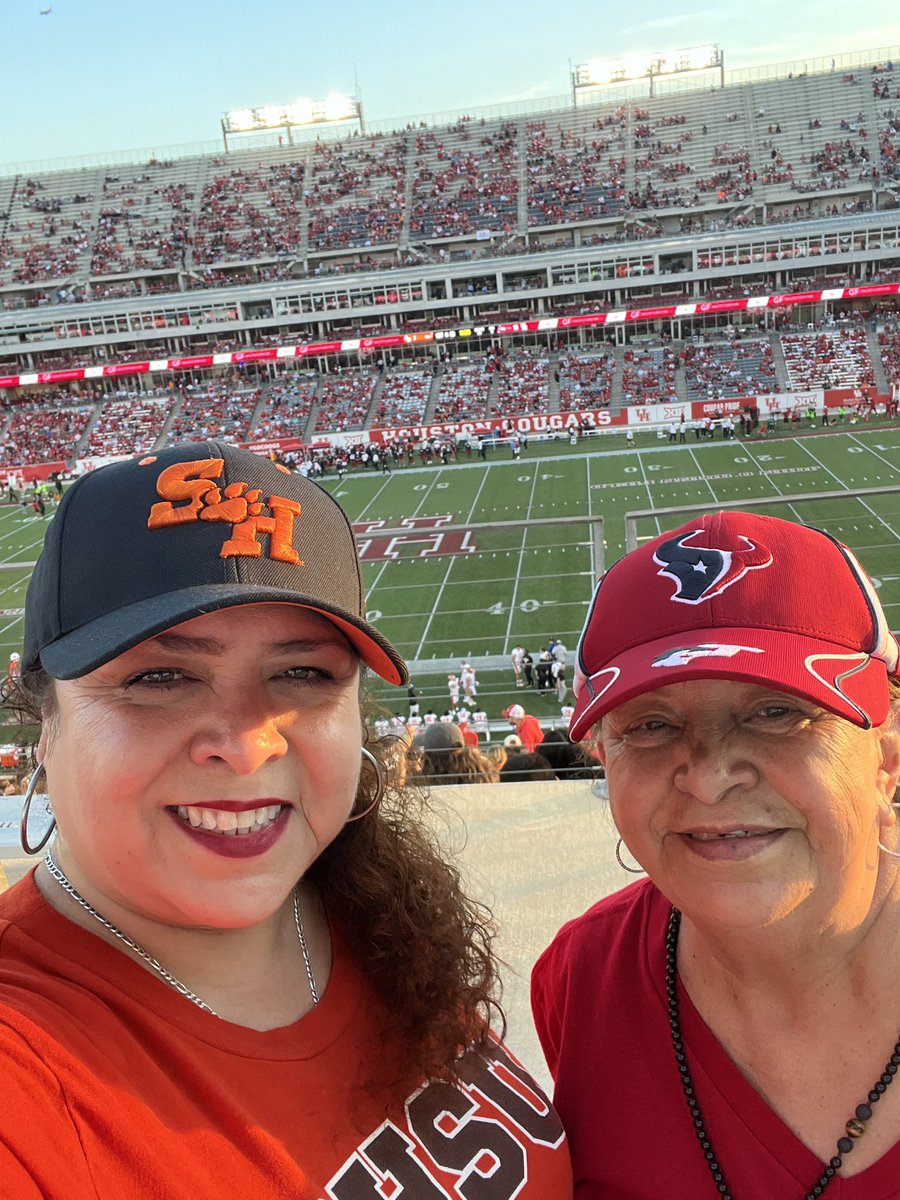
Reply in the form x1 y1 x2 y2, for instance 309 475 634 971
23 442 408 685
569 510 898 741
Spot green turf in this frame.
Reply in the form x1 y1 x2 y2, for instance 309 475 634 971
2 424 899 725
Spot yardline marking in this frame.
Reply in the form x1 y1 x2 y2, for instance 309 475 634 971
364 460 496 609
847 432 900 476
688 444 719 504
503 467 542 653
413 556 458 660
741 441 810 527
354 473 397 523
793 440 900 543
370 568 593 594
0 615 23 640
464 458 492 527
633 451 659 537
363 597 591 624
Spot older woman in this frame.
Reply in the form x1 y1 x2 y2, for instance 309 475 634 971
1 443 571 1199
532 509 900 1199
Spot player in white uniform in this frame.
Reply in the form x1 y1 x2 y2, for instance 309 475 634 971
510 644 525 687
460 661 477 700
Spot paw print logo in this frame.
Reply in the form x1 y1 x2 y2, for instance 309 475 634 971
147 458 302 564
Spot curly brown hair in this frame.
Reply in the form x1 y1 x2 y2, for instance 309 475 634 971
4 666 504 1082
410 745 499 786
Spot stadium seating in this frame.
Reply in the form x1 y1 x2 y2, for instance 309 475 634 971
312 373 377 432
371 368 431 428
431 363 492 422
682 339 777 400
0 404 93 466
620 346 677 405
781 327 876 389
86 397 172 456
558 351 617 410
164 384 259 445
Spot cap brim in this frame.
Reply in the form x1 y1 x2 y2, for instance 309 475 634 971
568 625 890 741
38 586 408 685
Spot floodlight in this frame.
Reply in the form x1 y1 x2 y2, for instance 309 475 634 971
573 43 723 98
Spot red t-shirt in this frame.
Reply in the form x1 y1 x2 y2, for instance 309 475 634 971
0 874 572 1199
532 879 900 1199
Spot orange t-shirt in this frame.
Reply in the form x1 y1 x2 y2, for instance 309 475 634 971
0 875 571 1199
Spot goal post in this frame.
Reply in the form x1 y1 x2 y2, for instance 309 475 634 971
623 485 900 554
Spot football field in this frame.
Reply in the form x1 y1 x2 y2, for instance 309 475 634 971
1 424 899 724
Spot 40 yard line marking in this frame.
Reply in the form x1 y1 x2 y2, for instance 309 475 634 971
502 466 542 654
413 557 457 660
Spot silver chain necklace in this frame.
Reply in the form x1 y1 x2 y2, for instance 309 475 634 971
43 850 319 1016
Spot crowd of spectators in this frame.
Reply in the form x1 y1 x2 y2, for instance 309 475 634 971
620 346 677 405
782 327 876 389
525 115 625 225
164 383 259 445
491 351 550 418
3 64 900 307
681 339 777 401
307 136 407 251
312 372 377 432
251 373 318 441
408 121 519 240
558 351 616 411
371 368 431 428
0 404 93 466
86 397 172 457
430 363 492 422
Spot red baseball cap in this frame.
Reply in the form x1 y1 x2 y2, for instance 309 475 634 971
569 510 898 741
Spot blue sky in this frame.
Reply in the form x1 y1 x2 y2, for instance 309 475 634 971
3 0 898 169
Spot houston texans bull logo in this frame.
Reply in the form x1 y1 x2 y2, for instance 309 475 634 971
653 529 772 603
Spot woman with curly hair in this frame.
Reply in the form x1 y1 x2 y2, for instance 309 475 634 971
410 721 499 785
0 444 571 1199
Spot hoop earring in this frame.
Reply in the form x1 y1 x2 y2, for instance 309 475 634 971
20 764 56 855
345 746 385 823
878 801 900 859
615 836 645 874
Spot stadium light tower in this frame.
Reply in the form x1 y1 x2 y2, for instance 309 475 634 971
220 92 364 151
572 44 724 103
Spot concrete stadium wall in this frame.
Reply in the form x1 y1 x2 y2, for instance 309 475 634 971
424 779 622 1092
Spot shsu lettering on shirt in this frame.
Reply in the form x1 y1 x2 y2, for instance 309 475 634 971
325 1042 564 1199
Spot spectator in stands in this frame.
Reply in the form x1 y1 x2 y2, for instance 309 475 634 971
502 704 545 753
0 445 569 1196
537 730 596 780
498 752 556 782
410 722 498 785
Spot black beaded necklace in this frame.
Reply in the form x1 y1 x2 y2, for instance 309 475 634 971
665 907 900 1199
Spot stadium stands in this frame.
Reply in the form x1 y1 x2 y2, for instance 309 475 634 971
0 52 899 468
681 339 777 400
781 326 876 388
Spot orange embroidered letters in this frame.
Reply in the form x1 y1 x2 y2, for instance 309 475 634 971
220 497 302 565
147 460 301 563
148 459 224 527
